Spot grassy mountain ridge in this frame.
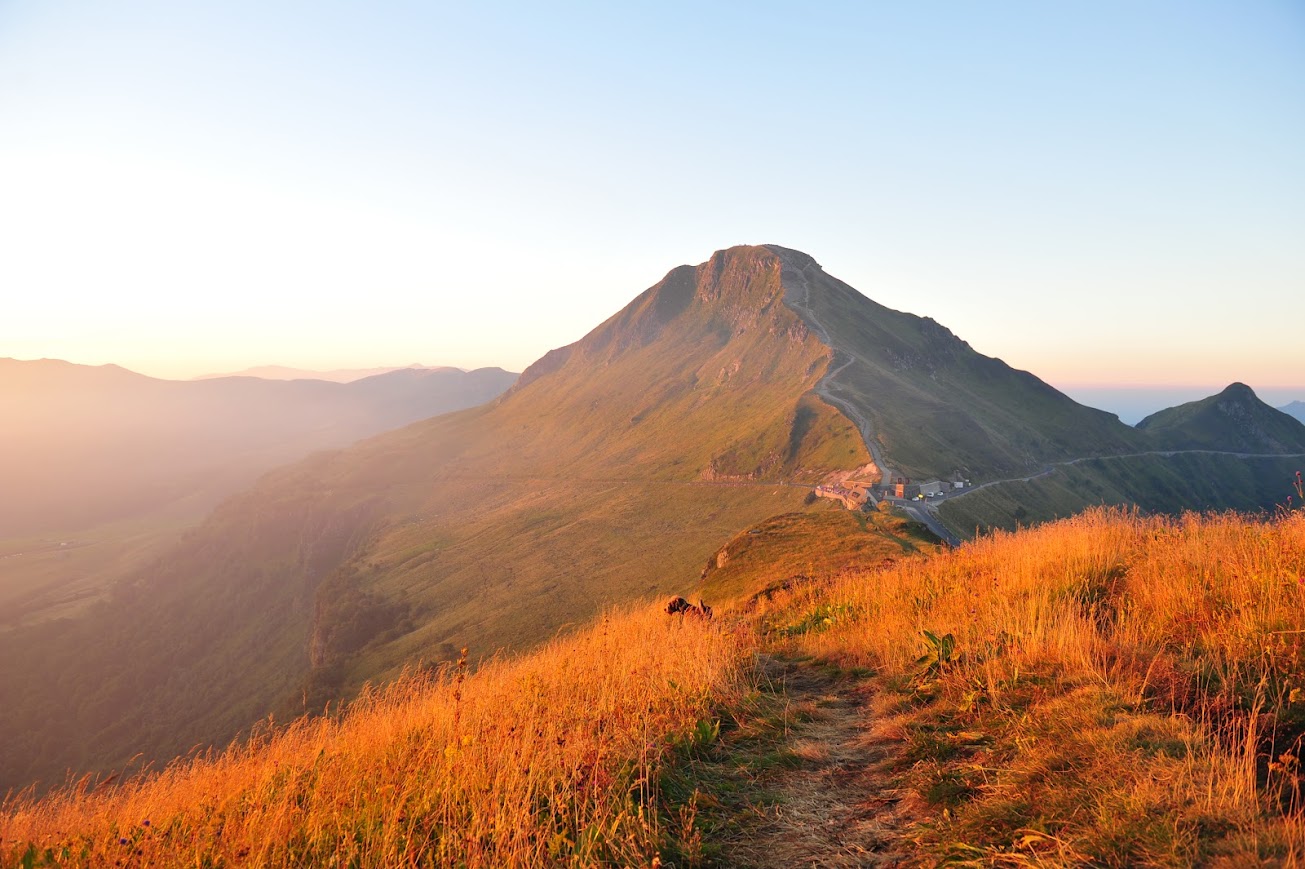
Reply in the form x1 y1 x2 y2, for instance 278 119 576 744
1138 382 1305 452
938 452 1304 534
764 507 1305 862
0 246 870 792
696 507 942 604
766 246 1143 480
933 382 1305 534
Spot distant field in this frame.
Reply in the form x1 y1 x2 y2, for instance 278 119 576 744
0 512 197 631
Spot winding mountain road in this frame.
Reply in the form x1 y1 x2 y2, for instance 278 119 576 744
781 254 1303 548
778 257 970 546
779 256 902 488
950 449 1305 500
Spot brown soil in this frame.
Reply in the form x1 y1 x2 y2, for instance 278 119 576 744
723 657 919 867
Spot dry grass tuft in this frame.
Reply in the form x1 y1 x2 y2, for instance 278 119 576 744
1 606 751 867
767 506 1305 862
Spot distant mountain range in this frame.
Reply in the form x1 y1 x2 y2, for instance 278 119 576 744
0 359 517 537
194 364 452 383
1281 400 1305 424
0 245 868 789
3 244 1304 794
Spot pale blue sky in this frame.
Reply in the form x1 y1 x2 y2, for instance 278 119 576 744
1 1 1302 401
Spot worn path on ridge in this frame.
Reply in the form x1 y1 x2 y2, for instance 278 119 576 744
778 256 901 488
722 656 916 867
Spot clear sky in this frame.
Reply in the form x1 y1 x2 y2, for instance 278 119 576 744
2 1 1302 397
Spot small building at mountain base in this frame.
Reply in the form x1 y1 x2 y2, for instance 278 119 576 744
814 485 867 510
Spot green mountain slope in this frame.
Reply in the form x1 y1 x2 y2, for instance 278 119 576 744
0 245 870 791
768 246 1143 479
1137 383 1305 452
937 384 1305 534
697 508 942 605
938 452 1304 534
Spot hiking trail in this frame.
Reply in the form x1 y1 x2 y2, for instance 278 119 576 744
721 656 917 867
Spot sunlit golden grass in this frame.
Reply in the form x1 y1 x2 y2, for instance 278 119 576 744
783 507 1305 714
769 506 1305 862
0 607 751 867
699 507 940 605
10 506 1305 864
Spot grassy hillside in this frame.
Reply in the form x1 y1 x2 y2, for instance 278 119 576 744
10 243 1300 812
697 507 941 604
0 246 870 793
9 508 1305 864
937 453 1304 535
765 507 1305 862
1139 382 1305 452
769 246 1143 480
0 606 752 867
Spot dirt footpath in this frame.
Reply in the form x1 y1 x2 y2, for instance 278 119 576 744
723 657 918 867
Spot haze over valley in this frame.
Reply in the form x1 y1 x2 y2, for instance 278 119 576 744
0 361 515 629
3 2 1303 863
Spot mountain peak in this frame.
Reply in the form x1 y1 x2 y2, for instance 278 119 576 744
1218 382 1257 400
1138 382 1305 453
762 244 820 270
515 244 1144 480
513 245 799 392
